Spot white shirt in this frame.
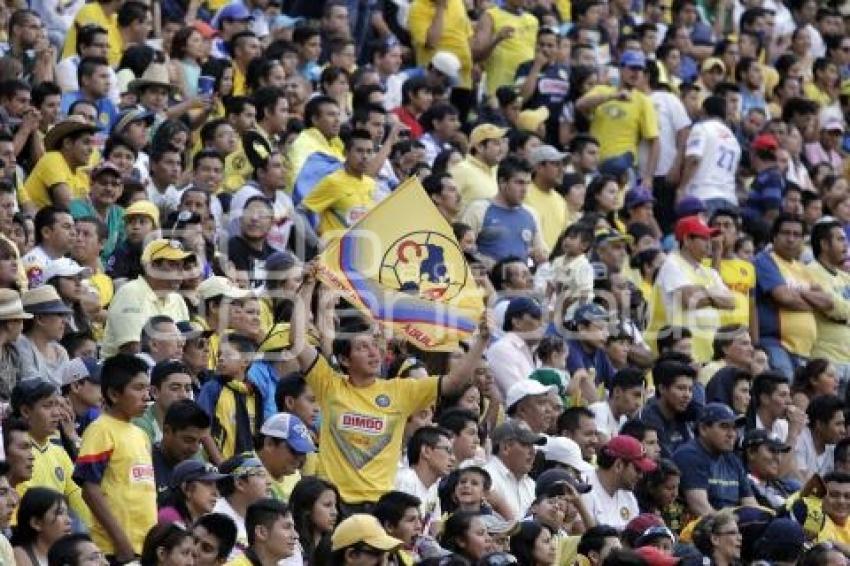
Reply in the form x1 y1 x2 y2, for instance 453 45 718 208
212 497 247 559
21 245 55 288
484 455 535 520
581 469 639 529
589 401 626 440
684 118 741 203
795 426 835 480
640 90 690 176
655 252 728 343
755 414 789 443
55 56 120 104
394 466 442 525
487 332 537 399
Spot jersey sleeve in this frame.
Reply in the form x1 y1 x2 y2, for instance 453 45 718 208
58 448 92 526
73 422 113 486
639 94 660 140
301 176 339 214
398 375 440 414
755 253 785 294
685 124 706 158
303 354 340 403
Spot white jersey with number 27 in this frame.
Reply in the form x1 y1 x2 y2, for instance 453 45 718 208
684 118 741 204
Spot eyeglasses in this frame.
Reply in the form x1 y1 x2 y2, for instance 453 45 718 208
433 444 454 455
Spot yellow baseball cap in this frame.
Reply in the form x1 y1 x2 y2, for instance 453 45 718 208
141 239 194 263
517 107 550 133
470 123 508 147
331 515 403 552
124 200 160 228
701 57 726 74
197 276 251 301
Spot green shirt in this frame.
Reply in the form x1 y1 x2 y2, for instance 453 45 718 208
132 403 162 445
68 198 125 264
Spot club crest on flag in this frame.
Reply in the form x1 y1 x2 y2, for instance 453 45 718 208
317 178 484 351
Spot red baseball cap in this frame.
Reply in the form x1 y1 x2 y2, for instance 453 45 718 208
603 435 657 472
751 133 779 152
635 546 681 566
675 214 720 241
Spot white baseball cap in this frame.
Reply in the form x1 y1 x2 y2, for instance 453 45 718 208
430 51 461 85
540 436 595 473
42 258 92 283
505 380 558 412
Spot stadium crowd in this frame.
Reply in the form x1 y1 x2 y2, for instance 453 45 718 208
2 0 850 563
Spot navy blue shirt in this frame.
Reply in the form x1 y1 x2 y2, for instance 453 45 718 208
673 437 752 510
514 61 570 109
640 397 694 459
566 339 615 388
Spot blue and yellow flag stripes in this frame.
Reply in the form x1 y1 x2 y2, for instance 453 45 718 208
317 177 484 351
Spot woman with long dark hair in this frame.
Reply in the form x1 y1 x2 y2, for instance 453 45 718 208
635 458 687 534
12 487 72 566
438 511 491 563
140 522 195 566
289 476 341 564
45 259 93 337
169 26 206 98
158 460 226 527
792 358 839 412
584 175 622 231
509 521 557 566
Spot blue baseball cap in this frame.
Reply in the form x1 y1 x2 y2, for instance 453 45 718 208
699 402 739 424
675 196 706 218
504 296 542 323
170 460 228 488
625 188 655 209
212 4 253 29
619 50 647 69
260 413 316 454
573 303 609 324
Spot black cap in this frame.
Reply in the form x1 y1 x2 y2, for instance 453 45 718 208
11 380 58 415
742 429 791 453
535 468 592 497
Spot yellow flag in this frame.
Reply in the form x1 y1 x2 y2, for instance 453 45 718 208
317 177 484 351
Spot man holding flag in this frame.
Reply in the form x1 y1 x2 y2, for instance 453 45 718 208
284 176 490 512
285 264 490 513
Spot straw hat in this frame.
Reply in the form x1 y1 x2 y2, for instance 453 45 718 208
128 63 177 94
0 289 32 320
44 116 99 152
21 286 73 316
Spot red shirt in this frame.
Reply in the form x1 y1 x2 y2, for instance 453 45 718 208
393 106 424 139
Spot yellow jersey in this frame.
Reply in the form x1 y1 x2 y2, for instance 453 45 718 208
712 258 755 327
62 3 123 68
408 0 474 89
15 437 91 527
73 413 157 555
23 151 90 209
818 515 850 546
483 7 537 96
806 260 850 363
450 154 498 207
585 85 660 161
302 168 376 238
524 182 567 251
306 355 439 504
